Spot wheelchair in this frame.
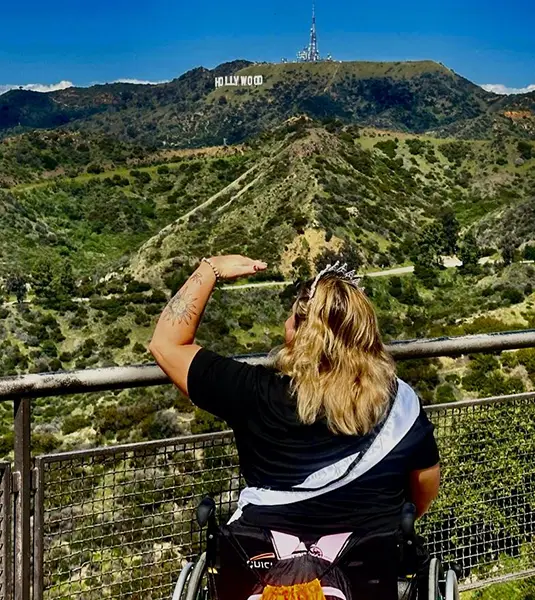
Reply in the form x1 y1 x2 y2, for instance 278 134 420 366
173 497 460 600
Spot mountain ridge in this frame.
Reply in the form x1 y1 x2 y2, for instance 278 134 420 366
2 59 534 146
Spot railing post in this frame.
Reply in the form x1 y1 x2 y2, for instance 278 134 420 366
13 399 31 600
1 462 13 600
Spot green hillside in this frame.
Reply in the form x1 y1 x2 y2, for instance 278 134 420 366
0 129 152 187
0 119 533 457
131 119 535 283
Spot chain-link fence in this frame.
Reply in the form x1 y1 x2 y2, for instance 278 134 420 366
34 432 241 600
424 394 535 589
31 392 535 599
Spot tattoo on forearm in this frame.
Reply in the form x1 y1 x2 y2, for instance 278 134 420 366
163 289 198 324
189 271 204 286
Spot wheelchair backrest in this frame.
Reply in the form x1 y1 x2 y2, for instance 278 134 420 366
210 524 400 600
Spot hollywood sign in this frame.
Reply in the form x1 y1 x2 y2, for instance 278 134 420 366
214 75 264 88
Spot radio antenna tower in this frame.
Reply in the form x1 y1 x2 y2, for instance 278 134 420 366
308 4 320 62
296 4 327 62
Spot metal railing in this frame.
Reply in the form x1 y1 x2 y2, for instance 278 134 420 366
0 329 535 599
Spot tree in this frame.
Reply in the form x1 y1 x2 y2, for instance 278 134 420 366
412 222 445 271
439 208 460 255
32 259 76 308
524 245 535 261
5 274 27 303
458 231 482 273
314 244 362 272
501 238 517 266
517 140 533 161
291 257 311 281
31 258 55 300
58 262 76 298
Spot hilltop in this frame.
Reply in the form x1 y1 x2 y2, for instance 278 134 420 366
130 118 535 284
2 59 534 147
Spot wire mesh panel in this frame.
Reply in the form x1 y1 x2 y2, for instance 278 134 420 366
422 395 535 588
34 395 535 597
0 463 12 600
36 432 240 600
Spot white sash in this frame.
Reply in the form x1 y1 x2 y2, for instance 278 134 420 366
229 379 420 523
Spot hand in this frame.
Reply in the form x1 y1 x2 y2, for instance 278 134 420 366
208 255 268 280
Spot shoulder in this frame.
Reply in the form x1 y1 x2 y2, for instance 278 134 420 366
188 349 283 392
393 378 435 437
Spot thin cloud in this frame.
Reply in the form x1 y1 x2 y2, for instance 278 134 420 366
480 83 535 95
112 78 169 85
0 80 73 95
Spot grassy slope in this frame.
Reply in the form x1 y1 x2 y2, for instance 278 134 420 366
131 122 535 285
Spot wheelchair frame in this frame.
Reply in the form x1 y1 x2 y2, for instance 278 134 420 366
173 498 460 600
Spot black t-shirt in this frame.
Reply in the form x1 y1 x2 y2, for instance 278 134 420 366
187 348 439 536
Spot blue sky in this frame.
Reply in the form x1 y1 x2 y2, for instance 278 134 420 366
1 0 534 94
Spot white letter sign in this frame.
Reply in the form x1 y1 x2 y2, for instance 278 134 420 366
215 74 264 89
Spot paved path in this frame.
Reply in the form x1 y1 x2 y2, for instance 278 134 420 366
219 256 510 291
9 258 529 303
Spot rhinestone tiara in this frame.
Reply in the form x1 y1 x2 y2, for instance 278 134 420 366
308 261 364 300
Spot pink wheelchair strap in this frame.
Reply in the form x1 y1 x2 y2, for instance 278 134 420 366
313 532 353 563
271 530 352 563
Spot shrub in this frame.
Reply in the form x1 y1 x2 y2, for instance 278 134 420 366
238 314 254 330
131 170 151 184
191 409 226 434
523 245 535 261
435 384 456 404
132 342 147 355
32 431 59 454
501 288 524 305
104 327 130 349
41 340 58 358
80 338 98 358
62 413 90 435
375 140 398 159
150 289 168 303
405 139 426 156
126 280 151 294
517 140 533 161
86 163 103 174
0 432 14 458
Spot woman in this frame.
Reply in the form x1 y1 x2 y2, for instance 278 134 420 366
149 254 440 537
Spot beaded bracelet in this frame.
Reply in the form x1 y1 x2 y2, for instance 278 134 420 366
201 257 221 280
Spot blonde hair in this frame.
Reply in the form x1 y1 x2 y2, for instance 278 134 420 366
276 275 396 436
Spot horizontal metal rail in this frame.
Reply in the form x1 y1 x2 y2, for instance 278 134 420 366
0 329 534 401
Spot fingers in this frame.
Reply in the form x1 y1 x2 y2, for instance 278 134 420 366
212 255 267 279
237 263 267 276
252 260 268 271
234 256 267 270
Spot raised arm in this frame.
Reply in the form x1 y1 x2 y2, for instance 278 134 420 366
149 255 267 395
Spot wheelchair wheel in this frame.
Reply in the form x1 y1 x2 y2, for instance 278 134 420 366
445 569 459 600
185 552 208 600
428 557 444 599
172 562 194 600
